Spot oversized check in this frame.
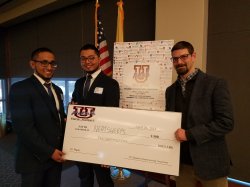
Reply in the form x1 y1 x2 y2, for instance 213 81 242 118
63 105 181 176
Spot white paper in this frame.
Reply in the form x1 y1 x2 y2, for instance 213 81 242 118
63 104 181 176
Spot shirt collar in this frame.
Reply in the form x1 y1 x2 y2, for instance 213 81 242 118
178 68 199 84
87 68 101 80
33 73 52 85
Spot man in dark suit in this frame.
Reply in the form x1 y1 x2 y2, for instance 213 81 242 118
10 47 66 187
165 41 234 187
71 44 119 187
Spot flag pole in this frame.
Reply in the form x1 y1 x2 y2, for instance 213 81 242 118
116 0 124 42
95 0 99 47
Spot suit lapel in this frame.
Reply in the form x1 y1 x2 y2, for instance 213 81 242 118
30 76 59 121
53 84 64 113
188 71 205 116
166 82 177 111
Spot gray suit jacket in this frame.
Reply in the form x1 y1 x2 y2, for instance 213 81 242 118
10 75 66 173
165 70 234 180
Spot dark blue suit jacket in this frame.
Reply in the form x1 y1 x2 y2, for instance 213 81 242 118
10 75 66 173
72 71 120 107
165 70 234 180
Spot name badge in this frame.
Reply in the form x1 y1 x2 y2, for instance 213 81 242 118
94 87 103 94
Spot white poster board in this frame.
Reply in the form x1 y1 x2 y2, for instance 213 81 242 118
113 40 174 111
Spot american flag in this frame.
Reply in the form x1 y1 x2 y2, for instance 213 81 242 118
95 2 112 76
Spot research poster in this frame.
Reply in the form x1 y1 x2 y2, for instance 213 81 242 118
113 40 174 111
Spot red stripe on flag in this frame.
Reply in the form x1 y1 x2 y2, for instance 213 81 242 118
99 45 109 54
102 66 113 76
100 56 111 66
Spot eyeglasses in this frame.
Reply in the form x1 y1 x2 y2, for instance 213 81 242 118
32 59 58 68
170 54 191 63
80 55 96 62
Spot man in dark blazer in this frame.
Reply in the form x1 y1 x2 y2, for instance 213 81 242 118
71 44 120 187
10 47 66 187
165 41 234 187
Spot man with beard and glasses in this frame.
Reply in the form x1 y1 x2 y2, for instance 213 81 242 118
165 41 234 187
10 47 66 187
71 44 120 187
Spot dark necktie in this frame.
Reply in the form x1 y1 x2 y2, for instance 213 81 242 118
83 74 92 99
44 83 56 107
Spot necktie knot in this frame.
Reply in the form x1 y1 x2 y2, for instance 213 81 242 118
44 82 51 89
44 83 54 98
87 74 92 80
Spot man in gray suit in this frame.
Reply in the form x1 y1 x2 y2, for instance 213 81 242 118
72 44 119 187
10 47 66 187
165 41 234 187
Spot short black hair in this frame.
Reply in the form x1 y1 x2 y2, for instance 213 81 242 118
80 44 100 56
171 41 194 54
31 47 54 60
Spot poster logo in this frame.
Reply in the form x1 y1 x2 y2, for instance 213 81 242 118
133 65 150 83
71 106 95 118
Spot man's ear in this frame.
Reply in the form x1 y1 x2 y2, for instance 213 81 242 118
192 52 196 60
30 60 35 70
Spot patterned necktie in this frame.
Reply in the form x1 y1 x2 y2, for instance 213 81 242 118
83 74 92 99
44 83 56 106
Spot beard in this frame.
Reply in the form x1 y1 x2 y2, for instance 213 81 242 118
175 65 189 76
85 67 99 75
35 71 53 82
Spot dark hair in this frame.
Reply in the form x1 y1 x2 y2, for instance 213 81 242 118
79 44 100 56
31 47 54 60
171 41 194 54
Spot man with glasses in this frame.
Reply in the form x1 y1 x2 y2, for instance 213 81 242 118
71 44 119 187
165 41 234 187
10 47 66 187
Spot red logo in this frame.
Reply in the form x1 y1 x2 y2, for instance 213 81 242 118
71 106 95 118
133 65 150 83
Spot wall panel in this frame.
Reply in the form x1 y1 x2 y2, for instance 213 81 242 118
207 0 250 182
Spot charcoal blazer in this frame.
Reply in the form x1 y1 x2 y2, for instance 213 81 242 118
10 75 66 173
165 70 234 180
72 71 120 107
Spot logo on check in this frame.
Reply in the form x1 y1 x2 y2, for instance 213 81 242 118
71 106 95 118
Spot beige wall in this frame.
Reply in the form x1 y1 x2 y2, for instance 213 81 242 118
156 0 208 81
